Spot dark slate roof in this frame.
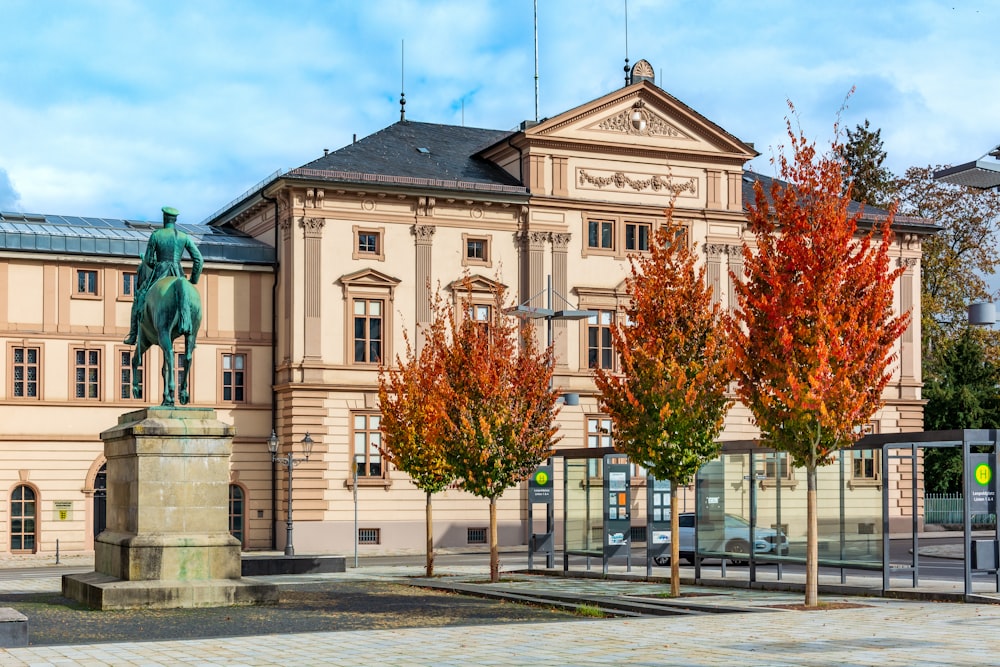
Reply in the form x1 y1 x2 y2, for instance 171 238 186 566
741 171 936 231
0 212 274 264
291 121 526 193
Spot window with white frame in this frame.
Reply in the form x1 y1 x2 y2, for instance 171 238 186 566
353 412 385 480
586 310 614 370
221 352 247 403
73 348 101 400
11 345 41 399
119 348 144 400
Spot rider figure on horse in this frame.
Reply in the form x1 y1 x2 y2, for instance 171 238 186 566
124 206 204 346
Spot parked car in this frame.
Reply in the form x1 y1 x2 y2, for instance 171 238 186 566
652 512 788 566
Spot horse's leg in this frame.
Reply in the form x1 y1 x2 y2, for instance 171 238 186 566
179 332 195 405
159 327 175 407
131 334 146 399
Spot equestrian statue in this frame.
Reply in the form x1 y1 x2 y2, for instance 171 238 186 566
124 206 203 406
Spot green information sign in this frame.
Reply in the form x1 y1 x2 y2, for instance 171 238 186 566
969 454 996 514
528 465 553 504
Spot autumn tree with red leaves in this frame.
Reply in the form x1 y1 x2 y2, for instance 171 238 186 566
442 280 559 583
378 292 453 577
730 107 910 607
594 209 732 597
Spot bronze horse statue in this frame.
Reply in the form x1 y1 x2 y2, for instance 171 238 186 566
131 273 202 406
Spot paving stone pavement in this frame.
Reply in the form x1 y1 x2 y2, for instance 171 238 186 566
1 557 999 666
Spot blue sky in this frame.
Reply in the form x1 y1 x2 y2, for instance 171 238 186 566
1 0 998 223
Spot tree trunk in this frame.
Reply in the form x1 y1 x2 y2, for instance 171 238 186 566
805 465 818 607
489 497 499 583
425 490 434 578
670 482 680 598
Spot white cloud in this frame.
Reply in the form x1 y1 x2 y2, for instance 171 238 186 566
1 0 999 220
0 168 20 211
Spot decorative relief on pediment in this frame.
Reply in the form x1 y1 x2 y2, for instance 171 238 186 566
595 107 690 138
577 169 697 196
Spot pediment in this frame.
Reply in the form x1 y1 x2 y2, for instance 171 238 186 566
446 274 507 294
338 267 402 288
521 81 755 159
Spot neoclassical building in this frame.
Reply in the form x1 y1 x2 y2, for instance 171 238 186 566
0 62 935 557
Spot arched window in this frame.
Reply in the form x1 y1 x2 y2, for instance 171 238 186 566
229 484 245 547
93 464 107 538
11 485 37 553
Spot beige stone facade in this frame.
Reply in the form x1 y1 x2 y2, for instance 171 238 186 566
0 66 935 558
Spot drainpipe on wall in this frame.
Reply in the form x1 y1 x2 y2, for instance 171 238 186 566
261 190 280 551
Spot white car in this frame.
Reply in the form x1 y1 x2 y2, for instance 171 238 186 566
653 512 788 566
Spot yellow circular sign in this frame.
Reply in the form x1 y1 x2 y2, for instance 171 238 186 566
975 463 992 486
534 470 550 486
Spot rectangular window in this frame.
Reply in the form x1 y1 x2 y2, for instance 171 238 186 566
587 219 615 249
175 352 188 398
467 527 488 545
853 450 878 480
467 238 486 261
122 271 138 298
587 310 614 369
119 349 143 400
358 231 380 255
352 226 386 261
221 353 247 403
74 348 101 400
11 346 40 399
353 413 384 479
353 299 383 363
587 417 612 477
756 452 793 480
76 269 98 296
625 222 651 251
467 303 491 335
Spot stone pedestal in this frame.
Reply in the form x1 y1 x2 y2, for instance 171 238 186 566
63 407 278 610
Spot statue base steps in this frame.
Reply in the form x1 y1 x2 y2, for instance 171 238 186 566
62 407 277 610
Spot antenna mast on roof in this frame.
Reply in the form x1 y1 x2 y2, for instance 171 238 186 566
534 0 539 122
623 0 630 86
400 40 407 122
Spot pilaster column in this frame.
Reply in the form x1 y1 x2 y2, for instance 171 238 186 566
704 244 727 306
551 233 571 366
898 257 918 380
413 224 436 326
299 217 325 361
726 244 744 314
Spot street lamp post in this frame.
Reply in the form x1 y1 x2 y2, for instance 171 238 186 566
507 275 596 568
268 430 315 556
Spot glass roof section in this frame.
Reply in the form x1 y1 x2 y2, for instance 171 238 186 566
0 212 274 265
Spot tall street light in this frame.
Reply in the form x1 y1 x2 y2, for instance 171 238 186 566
936 145 1000 326
507 275 595 568
506 274 597 396
934 145 1000 190
268 430 314 556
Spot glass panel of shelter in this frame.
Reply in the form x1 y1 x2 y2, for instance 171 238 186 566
561 446 884 577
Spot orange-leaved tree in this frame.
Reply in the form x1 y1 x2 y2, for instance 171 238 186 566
441 279 559 582
729 106 910 607
377 291 453 577
594 208 732 597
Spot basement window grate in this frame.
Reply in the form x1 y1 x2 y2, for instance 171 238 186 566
467 527 488 545
358 528 380 545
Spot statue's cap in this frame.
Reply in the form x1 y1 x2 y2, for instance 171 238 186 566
161 206 180 218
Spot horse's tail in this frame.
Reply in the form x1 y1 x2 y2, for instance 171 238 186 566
177 279 194 336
